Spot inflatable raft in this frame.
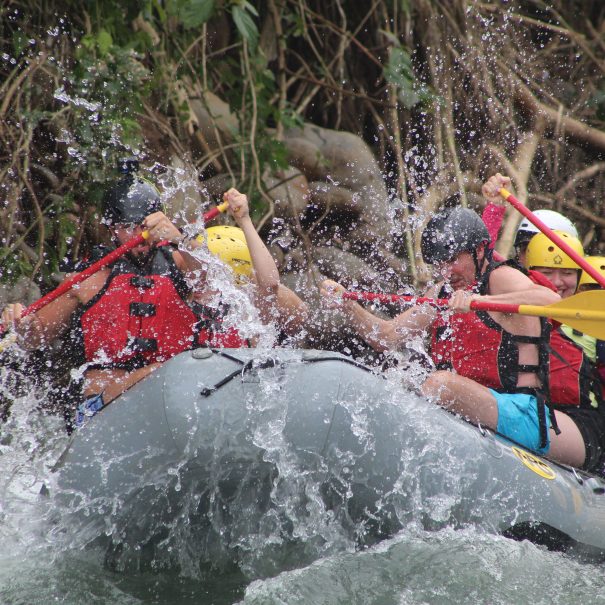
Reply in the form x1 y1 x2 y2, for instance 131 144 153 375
50 348 605 574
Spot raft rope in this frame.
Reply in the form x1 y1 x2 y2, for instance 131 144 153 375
199 351 377 397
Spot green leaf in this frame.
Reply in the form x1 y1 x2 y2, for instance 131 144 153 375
241 1 259 17
96 30 113 55
80 33 96 51
12 31 28 56
383 46 421 109
179 0 216 29
232 5 259 50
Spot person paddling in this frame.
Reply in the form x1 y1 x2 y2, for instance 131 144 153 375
522 230 605 406
320 205 605 473
0 166 281 426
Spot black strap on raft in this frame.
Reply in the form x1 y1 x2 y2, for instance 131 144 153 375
200 357 280 397
199 352 376 397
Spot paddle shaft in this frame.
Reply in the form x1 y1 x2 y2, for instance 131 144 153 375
499 188 605 289
342 291 605 323
343 291 514 311
1 201 229 330
20 233 147 320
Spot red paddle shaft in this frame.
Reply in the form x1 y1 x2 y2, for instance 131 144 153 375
342 291 522 314
500 188 605 289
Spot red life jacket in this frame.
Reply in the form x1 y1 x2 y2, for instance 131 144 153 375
73 245 247 369
548 328 603 407
430 292 544 392
430 260 600 408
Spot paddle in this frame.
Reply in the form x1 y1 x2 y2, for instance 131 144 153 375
342 290 605 340
0 201 229 344
499 188 605 290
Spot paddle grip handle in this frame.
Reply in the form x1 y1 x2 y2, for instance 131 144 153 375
202 201 229 222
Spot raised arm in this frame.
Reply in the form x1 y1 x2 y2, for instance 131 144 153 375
481 172 511 254
223 188 280 297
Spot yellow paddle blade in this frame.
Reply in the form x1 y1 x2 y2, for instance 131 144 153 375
518 290 605 340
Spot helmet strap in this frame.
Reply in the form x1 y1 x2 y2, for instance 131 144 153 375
472 242 491 280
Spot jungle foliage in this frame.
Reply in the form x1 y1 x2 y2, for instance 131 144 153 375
1 0 605 288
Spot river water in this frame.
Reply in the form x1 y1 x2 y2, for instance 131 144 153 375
1 348 605 605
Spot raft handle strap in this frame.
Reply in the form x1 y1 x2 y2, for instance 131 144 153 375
200 357 280 397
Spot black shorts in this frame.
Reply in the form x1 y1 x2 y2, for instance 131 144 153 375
556 406 605 473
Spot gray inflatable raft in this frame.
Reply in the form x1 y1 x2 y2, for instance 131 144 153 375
50 348 605 573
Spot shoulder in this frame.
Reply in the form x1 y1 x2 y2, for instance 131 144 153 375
488 263 534 289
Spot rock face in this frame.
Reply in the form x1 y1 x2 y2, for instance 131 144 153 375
0 276 41 308
181 101 412 291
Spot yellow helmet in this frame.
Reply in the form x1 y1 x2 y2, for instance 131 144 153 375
199 226 253 279
524 230 584 270
578 256 605 289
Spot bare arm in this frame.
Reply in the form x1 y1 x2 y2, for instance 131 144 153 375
319 279 436 352
485 265 560 305
223 188 280 298
275 284 309 337
222 188 280 323
1 284 81 349
448 264 560 314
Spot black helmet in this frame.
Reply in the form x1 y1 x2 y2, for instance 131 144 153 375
102 158 162 226
421 206 490 264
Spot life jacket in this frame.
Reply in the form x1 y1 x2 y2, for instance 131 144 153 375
430 260 548 394
598 340 605 384
430 259 602 447
548 327 603 408
70 244 247 369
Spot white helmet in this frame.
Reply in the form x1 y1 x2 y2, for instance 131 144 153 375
514 209 578 248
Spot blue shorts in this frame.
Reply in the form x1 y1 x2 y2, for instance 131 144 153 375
489 389 551 455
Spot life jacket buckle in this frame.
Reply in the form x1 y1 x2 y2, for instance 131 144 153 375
128 337 158 353
130 302 156 317
130 276 155 289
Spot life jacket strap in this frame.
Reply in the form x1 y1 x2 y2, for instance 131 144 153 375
130 302 156 317
130 276 155 289
128 337 157 353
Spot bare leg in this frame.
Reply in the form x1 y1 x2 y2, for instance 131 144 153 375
548 411 585 468
83 363 161 404
421 370 586 468
421 370 499 428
